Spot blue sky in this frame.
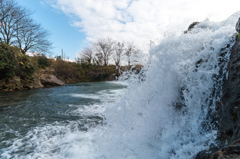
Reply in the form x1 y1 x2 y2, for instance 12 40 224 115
18 0 87 60
18 0 240 60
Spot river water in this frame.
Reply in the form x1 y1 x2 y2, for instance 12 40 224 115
1 12 240 159
0 82 127 158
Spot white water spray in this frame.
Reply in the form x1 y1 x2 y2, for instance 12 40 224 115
1 12 240 159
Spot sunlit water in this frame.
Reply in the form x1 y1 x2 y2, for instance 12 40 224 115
1 12 240 159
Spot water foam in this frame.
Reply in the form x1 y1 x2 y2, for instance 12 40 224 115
1 12 240 159
94 14 238 158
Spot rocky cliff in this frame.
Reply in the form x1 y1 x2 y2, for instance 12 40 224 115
218 31 240 142
0 68 65 91
211 17 240 159
194 17 240 159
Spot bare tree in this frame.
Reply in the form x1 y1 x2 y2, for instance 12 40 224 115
93 37 114 66
79 46 94 64
125 42 139 67
0 0 52 54
94 52 103 66
0 0 29 44
113 42 124 67
15 21 52 54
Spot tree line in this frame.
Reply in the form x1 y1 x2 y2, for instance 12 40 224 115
0 0 51 54
78 37 140 68
0 0 141 70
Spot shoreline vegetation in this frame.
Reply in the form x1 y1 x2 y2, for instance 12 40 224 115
0 42 142 92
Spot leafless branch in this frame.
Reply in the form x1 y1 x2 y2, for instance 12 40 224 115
93 37 114 66
0 0 52 54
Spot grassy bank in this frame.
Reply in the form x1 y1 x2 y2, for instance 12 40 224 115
51 59 117 83
0 43 142 88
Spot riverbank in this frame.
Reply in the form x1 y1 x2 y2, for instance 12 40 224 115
0 43 142 92
0 68 64 91
0 66 117 91
0 63 142 92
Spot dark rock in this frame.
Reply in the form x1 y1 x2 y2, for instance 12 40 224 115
218 35 240 142
212 139 240 159
195 150 212 159
197 18 240 158
188 22 200 30
236 17 240 33
184 22 200 33
194 143 222 159
211 19 240 159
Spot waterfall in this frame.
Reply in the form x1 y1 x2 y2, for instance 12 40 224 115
99 13 239 159
1 12 240 159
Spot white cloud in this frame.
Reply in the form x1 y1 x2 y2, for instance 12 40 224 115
45 0 240 52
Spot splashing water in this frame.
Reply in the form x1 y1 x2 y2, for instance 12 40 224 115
1 13 240 159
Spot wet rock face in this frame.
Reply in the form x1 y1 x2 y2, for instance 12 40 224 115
195 18 240 159
212 139 240 159
236 17 240 33
209 19 240 159
219 35 240 142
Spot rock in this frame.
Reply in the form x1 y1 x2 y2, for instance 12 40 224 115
236 17 240 33
37 69 65 86
197 18 240 158
26 76 43 89
218 34 240 142
12 76 20 84
40 74 65 86
212 139 240 159
12 76 23 90
0 69 65 91
188 22 200 30
210 20 240 159
0 77 24 91
195 150 212 159
184 22 200 33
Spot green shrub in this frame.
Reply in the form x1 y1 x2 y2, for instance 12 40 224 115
37 55 50 69
52 60 78 80
0 44 18 79
17 54 35 79
0 43 35 80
